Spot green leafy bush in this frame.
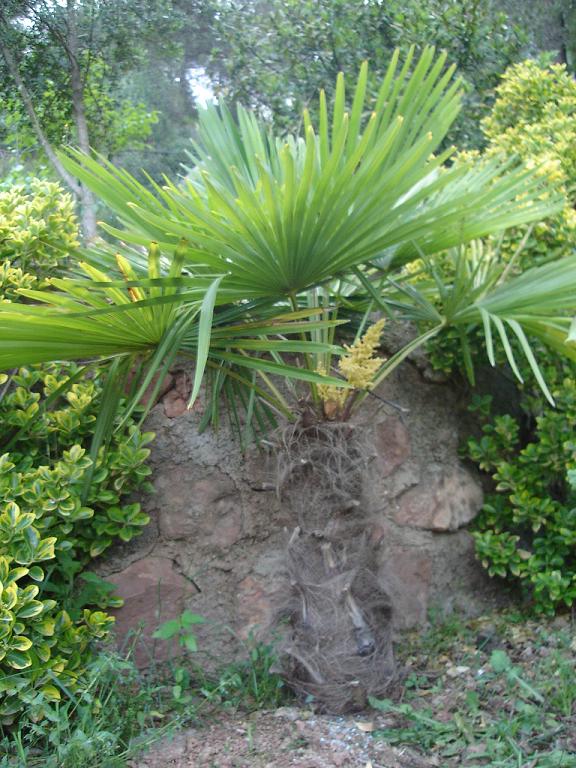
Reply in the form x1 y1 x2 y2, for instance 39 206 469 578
481 58 576 263
1 366 154 558
0 180 154 724
211 0 529 148
423 59 576 613
0 365 154 723
468 378 576 612
483 59 576 178
0 261 38 304
0 179 79 274
0 530 113 723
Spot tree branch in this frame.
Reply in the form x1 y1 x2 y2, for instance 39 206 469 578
0 17 81 196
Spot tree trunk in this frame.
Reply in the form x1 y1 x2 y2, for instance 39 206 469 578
0 11 97 241
0 26 81 195
66 0 98 240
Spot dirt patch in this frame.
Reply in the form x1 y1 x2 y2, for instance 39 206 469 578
130 612 576 768
130 707 436 768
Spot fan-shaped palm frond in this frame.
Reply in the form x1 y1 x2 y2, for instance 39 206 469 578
0 243 346 433
0 48 571 442
364 245 576 405
60 47 563 299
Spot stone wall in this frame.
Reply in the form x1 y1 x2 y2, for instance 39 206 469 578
100 360 505 667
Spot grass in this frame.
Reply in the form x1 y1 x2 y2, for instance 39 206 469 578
0 631 289 768
195 636 290 712
2 611 574 767
370 611 576 767
0 649 180 768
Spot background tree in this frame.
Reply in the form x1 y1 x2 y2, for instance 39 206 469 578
0 0 187 237
208 0 533 147
501 0 576 69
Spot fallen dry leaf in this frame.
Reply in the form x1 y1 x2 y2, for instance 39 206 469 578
355 721 375 733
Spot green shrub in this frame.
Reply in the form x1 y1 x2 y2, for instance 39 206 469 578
0 648 166 768
0 179 79 274
481 58 576 263
483 59 576 178
0 365 154 723
0 262 38 304
0 180 154 724
0 538 113 723
1 366 154 559
468 378 576 613
423 59 576 613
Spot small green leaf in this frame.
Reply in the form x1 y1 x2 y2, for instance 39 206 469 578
490 649 511 673
153 619 181 640
28 566 45 582
6 567 29 584
34 538 57 561
23 525 40 551
6 650 32 669
16 600 44 619
10 636 32 652
180 610 205 628
182 634 198 653
40 684 61 701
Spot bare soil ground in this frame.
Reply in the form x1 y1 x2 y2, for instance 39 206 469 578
130 707 435 768
130 612 576 768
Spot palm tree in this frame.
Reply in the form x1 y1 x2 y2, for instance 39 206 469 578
0 47 572 427
2 45 576 712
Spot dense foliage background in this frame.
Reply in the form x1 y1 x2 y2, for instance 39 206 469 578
1 1 574 201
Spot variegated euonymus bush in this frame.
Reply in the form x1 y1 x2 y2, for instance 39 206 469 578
0 180 78 274
0 188 154 725
0 455 114 723
0 366 154 724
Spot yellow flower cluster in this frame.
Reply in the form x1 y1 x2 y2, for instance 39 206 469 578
403 257 427 282
340 318 386 389
317 319 386 415
316 367 349 410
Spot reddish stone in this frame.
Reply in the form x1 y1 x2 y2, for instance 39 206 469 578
162 392 187 418
162 390 188 418
237 575 274 638
108 556 191 667
394 467 483 531
380 548 432 628
161 372 203 417
124 369 174 408
374 416 411 477
173 371 191 398
236 552 285 638
157 471 243 549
